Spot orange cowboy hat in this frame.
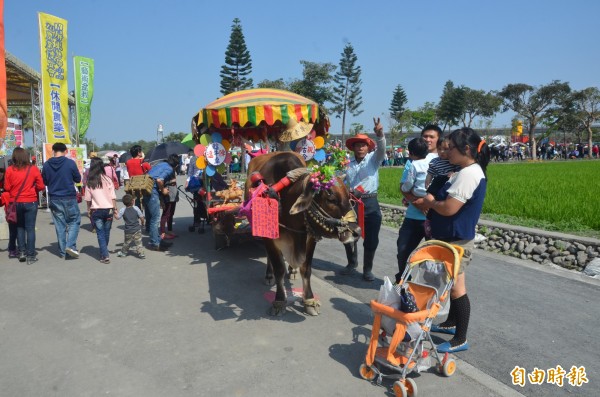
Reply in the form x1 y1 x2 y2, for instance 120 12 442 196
346 134 375 151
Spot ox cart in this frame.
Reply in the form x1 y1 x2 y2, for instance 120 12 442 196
190 88 330 250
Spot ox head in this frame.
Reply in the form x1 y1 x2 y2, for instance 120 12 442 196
289 174 361 244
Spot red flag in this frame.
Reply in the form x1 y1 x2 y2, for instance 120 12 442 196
0 0 7 146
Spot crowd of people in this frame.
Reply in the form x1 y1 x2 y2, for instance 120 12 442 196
0 143 181 264
0 123 495 356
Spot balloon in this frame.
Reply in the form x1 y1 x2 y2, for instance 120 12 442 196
313 149 326 162
222 139 231 151
199 134 212 146
206 164 216 176
217 164 226 174
196 156 207 169
205 142 227 166
224 152 232 164
211 132 222 144
313 136 325 149
194 144 206 157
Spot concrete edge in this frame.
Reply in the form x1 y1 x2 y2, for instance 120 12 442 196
380 203 600 245
310 274 526 397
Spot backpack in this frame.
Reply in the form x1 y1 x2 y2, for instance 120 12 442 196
124 174 154 197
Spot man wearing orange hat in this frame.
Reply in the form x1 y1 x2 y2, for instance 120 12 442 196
341 117 386 281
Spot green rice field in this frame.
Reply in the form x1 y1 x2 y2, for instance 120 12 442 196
378 161 600 236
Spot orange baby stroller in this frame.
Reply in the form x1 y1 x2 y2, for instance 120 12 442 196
359 240 464 397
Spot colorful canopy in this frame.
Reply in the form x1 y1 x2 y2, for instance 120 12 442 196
196 88 319 129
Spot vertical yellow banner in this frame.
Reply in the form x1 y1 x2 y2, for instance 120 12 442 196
39 12 70 144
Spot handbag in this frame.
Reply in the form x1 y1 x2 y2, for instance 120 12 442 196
6 166 32 224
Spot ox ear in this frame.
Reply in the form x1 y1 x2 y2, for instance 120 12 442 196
289 174 315 215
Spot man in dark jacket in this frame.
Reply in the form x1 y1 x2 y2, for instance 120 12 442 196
42 142 82 259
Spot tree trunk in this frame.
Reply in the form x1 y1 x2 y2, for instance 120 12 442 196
588 126 594 159
529 125 537 160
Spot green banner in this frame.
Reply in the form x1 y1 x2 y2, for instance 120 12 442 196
73 56 94 139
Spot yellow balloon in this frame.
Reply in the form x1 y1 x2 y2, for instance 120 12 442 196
222 139 231 151
196 156 207 169
313 136 325 149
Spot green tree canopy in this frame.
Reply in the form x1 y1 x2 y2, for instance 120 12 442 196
219 18 253 95
499 80 571 159
437 80 464 131
287 60 336 106
459 87 502 128
331 43 363 142
410 102 438 131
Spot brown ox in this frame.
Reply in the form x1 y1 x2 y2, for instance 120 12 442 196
246 152 360 316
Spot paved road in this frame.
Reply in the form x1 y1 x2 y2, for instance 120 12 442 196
0 183 596 396
314 226 600 397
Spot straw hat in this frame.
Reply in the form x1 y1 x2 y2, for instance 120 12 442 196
279 118 314 142
346 134 375 151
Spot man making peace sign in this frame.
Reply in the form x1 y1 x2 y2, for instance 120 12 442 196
341 117 386 281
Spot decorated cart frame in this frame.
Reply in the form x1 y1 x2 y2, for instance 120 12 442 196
190 88 331 249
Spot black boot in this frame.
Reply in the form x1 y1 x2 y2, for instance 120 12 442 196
363 249 376 281
340 242 358 275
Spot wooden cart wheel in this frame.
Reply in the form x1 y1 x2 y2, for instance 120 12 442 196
405 378 418 397
393 381 408 397
359 363 376 381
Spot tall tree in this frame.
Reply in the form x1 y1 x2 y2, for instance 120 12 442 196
571 87 600 158
459 88 502 128
219 18 253 95
499 80 571 159
437 80 464 132
331 43 363 144
389 84 408 122
287 60 336 106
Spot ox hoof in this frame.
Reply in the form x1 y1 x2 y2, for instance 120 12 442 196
264 276 275 286
304 299 321 316
269 300 287 316
287 266 298 280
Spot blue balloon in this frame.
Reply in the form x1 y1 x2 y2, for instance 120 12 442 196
206 164 216 176
211 132 222 144
313 149 326 162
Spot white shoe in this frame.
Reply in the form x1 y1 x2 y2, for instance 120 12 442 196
66 248 80 259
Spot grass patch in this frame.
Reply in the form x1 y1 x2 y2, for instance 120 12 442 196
378 161 600 236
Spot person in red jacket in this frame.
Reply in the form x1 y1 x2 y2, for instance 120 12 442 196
4 148 45 263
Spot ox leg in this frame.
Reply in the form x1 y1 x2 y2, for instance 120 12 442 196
265 241 287 316
264 257 275 286
300 237 320 316
286 260 298 280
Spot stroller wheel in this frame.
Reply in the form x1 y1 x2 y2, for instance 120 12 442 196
441 358 456 377
359 363 376 381
405 378 418 397
392 381 408 397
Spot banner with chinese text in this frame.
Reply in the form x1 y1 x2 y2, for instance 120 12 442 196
38 12 70 144
74 56 94 140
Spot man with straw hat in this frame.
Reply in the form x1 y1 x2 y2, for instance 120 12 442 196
340 117 386 281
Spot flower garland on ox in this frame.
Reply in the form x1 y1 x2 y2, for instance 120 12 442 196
308 144 349 193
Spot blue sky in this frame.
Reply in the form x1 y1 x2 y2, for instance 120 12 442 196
6 0 600 144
